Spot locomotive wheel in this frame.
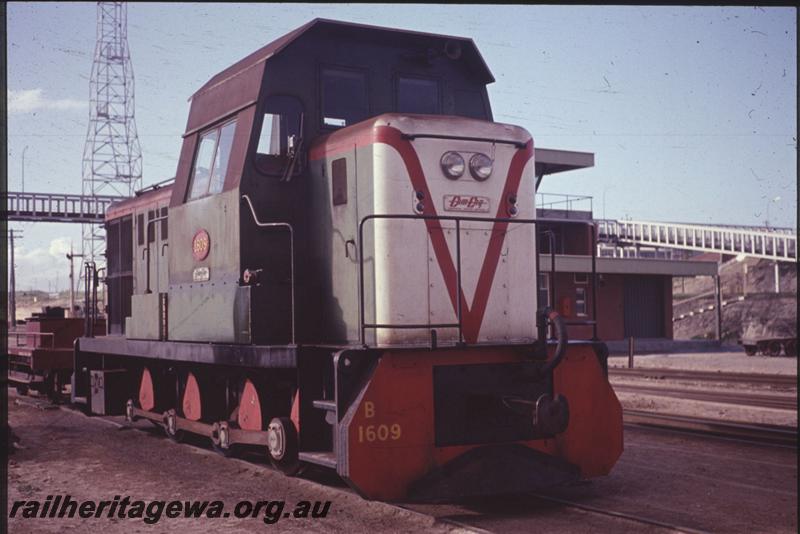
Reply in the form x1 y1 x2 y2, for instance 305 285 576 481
211 421 236 458
163 409 185 443
744 345 757 357
15 384 29 396
785 340 797 358
267 417 300 475
767 341 783 357
757 341 769 355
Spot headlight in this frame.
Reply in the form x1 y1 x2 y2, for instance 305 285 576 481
440 152 465 179
469 153 493 181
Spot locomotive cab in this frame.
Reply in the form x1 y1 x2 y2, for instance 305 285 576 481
160 18 501 347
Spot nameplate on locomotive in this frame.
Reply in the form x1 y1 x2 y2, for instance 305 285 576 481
192 266 210 282
443 194 491 213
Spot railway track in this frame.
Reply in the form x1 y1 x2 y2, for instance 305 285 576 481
610 367 797 388
11 389 794 533
624 409 797 447
613 383 797 410
526 493 710 534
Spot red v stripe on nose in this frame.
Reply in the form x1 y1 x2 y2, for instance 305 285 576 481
374 126 534 343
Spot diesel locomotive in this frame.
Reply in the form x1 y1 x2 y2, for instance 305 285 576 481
72 18 623 501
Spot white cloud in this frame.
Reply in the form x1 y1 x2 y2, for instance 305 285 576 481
48 237 73 257
8 88 86 114
11 237 78 291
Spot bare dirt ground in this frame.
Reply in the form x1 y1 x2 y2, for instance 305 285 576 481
608 350 798 375
608 351 797 426
410 425 797 533
6 394 459 534
613 390 797 427
7 387 797 533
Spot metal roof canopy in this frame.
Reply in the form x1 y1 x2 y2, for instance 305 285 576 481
535 148 594 189
540 255 718 277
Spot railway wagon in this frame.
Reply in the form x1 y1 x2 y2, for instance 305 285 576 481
73 18 623 501
740 321 797 357
7 307 102 401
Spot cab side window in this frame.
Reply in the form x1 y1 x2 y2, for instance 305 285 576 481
255 95 304 176
187 119 237 201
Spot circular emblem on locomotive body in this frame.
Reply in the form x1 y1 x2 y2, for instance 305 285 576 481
192 229 210 261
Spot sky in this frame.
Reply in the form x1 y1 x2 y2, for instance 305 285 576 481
5 3 798 292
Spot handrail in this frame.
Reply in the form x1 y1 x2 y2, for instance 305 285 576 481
84 261 97 337
357 214 599 347
241 194 296 345
8 331 56 349
135 177 175 196
143 215 169 294
536 192 594 213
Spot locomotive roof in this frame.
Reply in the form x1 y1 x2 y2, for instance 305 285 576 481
191 18 495 101
106 184 173 221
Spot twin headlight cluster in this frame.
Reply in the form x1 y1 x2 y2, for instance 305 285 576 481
440 151 493 181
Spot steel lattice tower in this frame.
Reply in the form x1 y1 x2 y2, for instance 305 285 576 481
82 1 142 269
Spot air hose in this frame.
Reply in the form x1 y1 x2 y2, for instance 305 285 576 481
537 307 568 376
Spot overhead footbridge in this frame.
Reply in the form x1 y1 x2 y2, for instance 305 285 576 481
597 219 796 262
2 191 126 224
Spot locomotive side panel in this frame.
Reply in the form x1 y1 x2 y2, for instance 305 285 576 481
106 186 171 338
168 190 244 342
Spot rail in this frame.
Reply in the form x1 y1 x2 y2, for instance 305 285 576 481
2 191 126 223
614 384 796 410
597 219 797 262
241 195 296 345
609 367 797 387
624 409 797 447
357 214 599 347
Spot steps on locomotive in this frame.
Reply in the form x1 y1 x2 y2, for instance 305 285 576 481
298 451 337 469
303 397 338 468
312 399 337 424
